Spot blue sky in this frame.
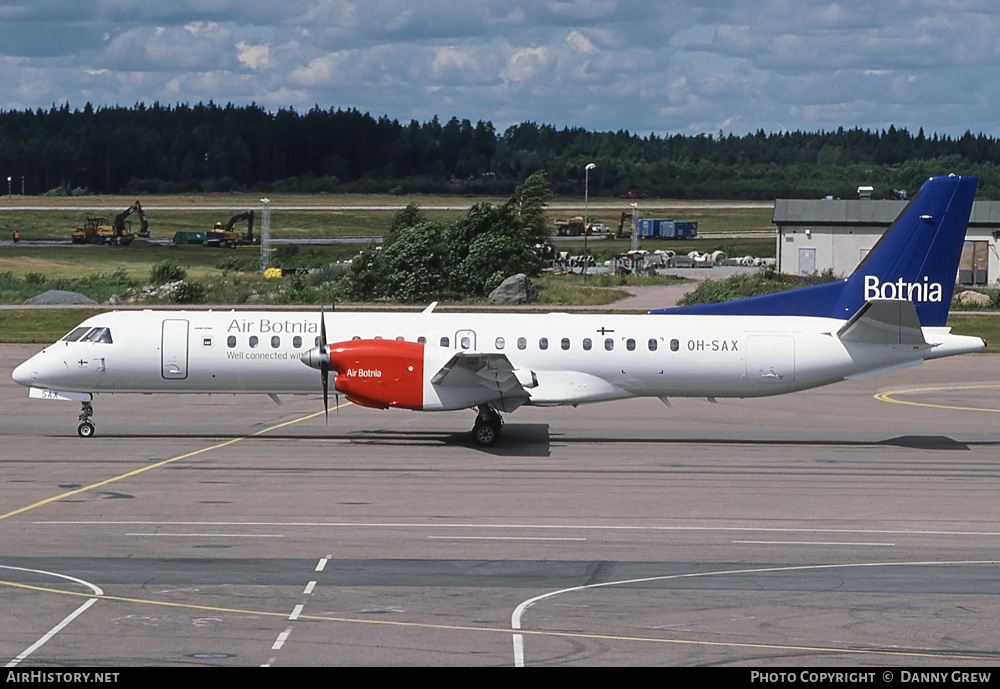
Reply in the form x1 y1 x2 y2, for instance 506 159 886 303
1 1 997 137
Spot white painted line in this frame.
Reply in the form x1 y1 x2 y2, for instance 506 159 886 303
512 633 525 667
126 533 284 538
315 558 328 572
6 598 98 668
428 536 585 541
1 565 104 668
734 540 895 547
303 581 317 595
289 604 304 621
510 559 1000 668
272 627 292 651
39 520 1000 538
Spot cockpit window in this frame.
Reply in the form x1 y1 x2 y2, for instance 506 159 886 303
62 327 91 342
80 327 113 344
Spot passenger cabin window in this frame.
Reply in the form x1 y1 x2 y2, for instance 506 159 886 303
62 327 91 342
417 336 427 344
227 335 237 348
517 337 527 350
293 335 302 348
440 336 450 347
583 338 592 351
81 327 113 344
539 337 548 350
626 338 636 351
605 338 614 351
495 337 505 350
315 336 322 346
460 336 471 350
561 337 570 351
648 339 658 351
271 335 280 348
352 335 361 340
249 336 259 348
670 339 679 352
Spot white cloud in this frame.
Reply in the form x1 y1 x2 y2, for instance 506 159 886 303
237 41 269 70
0 1 997 136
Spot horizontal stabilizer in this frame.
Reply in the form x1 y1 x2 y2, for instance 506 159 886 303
837 299 927 346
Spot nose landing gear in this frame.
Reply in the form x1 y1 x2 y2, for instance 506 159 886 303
78 401 95 438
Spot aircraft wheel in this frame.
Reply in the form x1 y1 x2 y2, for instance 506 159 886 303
473 420 500 447
78 421 96 438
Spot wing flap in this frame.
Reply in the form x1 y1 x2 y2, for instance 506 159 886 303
430 352 527 397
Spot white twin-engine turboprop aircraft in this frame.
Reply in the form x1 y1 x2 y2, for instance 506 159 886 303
12 175 985 445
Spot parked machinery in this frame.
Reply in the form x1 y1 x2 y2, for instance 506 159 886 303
71 201 148 245
554 216 586 237
204 210 256 247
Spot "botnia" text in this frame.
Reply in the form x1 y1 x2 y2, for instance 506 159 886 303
864 275 942 302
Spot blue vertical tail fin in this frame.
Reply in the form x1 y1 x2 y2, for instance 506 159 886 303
652 175 978 326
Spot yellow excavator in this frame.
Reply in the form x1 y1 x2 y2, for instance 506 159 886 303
72 201 149 245
204 210 256 247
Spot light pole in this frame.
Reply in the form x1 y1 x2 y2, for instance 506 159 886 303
6 176 10 198
584 163 595 282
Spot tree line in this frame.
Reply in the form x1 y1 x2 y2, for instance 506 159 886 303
2 102 1000 199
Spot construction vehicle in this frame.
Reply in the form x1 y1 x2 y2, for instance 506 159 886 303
71 201 149 245
554 216 609 237
204 210 256 248
616 211 633 239
554 216 586 237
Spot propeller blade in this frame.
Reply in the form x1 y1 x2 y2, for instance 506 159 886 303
320 303 328 351
322 367 329 423
320 304 329 423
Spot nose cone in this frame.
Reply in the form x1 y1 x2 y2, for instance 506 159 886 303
12 358 35 387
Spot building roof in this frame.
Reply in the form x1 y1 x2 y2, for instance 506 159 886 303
773 199 1000 227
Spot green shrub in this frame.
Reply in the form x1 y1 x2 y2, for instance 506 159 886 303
172 281 206 304
215 255 257 272
679 267 838 306
150 259 186 285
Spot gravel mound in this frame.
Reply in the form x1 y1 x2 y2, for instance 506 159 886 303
23 290 98 305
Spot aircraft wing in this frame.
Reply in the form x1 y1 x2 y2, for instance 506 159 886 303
429 351 632 408
430 351 528 394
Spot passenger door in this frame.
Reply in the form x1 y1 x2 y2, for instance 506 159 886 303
161 319 189 379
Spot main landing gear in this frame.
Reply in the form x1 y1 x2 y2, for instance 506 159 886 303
472 405 503 447
78 401 95 438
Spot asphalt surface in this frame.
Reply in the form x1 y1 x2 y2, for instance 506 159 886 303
2 344 999 667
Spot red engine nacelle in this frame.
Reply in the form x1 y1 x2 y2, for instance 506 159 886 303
327 340 425 410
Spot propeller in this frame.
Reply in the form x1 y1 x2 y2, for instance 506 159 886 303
319 303 329 422
300 304 343 420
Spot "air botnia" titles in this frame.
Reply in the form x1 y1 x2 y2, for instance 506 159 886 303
864 275 942 302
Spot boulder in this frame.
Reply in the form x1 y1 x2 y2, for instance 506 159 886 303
488 273 538 305
956 290 990 306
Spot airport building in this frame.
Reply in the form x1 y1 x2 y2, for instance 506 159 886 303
774 198 1000 286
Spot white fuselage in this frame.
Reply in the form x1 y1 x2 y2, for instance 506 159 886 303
13 309 980 410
